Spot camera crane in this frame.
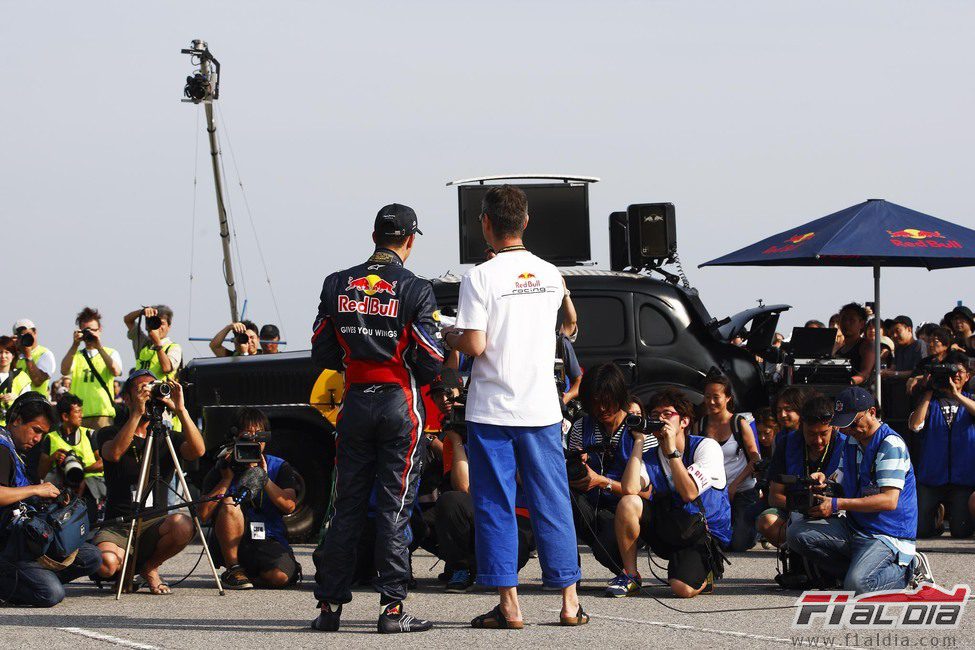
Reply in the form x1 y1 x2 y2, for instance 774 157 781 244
181 39 239 324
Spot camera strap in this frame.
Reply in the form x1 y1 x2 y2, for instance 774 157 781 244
80 349 115 405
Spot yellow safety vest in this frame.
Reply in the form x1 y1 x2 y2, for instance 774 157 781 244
0 369 32 426
136 340 182 431
70 348 118 418
16 345 52 396
47 426 103 478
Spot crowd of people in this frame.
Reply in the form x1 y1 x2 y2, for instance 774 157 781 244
0 188 972 637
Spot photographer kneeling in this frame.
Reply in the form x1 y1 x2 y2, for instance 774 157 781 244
0 393 101 607
93 371 205 595
787 387 930 594
619 388 731 599
565 363 655 597
198 408 299 589
908 352 975 538
756 395 845 548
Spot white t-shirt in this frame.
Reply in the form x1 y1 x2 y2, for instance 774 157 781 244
455 250 564 426
718 435 757 492
656 437 727 495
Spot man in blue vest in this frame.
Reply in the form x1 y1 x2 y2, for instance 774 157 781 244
618 388 731 599
757 395 847 548
0 393 101 606
566 363 657 597
908 352 975 538
787 387 933 594
199 408 299 589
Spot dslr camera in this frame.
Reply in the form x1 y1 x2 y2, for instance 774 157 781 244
780 474 840 517
17 331 35 348
217 430 271 472
145 315 163 331
80 328 97 344
58 452 85 488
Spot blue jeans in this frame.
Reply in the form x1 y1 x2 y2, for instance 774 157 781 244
0 542 101 607
786 516 911 594
467 421 582 588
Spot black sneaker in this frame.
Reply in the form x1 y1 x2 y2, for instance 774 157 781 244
311 602 342 632
221 565 253 590
377 601 433 634
446 568 475 593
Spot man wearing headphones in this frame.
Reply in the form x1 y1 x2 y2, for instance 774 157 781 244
0 393 101 606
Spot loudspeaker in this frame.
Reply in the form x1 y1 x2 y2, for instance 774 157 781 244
627 203 676 264
609 211 630 271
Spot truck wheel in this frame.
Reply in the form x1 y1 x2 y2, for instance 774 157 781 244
266 426 333 543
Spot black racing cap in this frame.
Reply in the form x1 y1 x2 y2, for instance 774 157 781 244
374 203 422 237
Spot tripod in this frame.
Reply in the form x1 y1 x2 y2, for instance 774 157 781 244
115 406 224 599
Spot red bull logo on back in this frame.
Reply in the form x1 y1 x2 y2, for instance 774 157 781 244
346 274 398 296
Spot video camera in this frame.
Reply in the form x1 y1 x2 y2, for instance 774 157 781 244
779 474 840 517
623 414 666 435
923 362 962 392
217 430 271 472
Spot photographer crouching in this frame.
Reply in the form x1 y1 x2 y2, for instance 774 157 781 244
756 395 845 549
787 387 932 594
908 352 975 538
198 408 299 589
92 370 205 595
0 393 101 606
618 388 730 598
565 363 656 597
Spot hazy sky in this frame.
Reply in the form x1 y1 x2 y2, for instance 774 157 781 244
3 1 973 371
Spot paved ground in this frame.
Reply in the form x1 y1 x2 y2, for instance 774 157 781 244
2 538 974 649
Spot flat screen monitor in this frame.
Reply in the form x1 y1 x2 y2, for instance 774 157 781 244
457 183 591 265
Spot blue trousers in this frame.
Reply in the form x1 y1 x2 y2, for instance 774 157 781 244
787 516 911 594
0 542 101 607
467 421 582 588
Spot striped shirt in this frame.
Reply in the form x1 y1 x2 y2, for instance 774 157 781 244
844 432 915 564
567 418 657 453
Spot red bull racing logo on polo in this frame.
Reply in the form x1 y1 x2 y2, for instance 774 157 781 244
887 228 961 249
340 274 399 316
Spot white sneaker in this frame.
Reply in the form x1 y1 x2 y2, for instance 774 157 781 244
909 551 935 588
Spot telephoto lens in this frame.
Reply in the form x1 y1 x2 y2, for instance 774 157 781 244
18 332 35 348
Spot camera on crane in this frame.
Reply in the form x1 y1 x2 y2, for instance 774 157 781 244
180 39 220 104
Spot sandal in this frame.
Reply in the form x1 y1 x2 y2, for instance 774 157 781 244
471 605 524 630
147 580 172 595
559 604 590 626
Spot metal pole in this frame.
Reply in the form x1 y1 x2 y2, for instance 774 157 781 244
201 53 239 324
874 265 882 405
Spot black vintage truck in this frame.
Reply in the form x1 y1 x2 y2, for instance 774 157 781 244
182 269 788 541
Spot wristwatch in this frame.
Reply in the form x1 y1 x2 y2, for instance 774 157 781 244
664 449 681 459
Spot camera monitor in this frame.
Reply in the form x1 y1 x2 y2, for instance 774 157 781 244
456 181 592 265
790 326 837 359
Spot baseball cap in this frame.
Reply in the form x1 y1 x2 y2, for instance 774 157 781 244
123 369 157 395
830 387 876 428
891 315 913 329
13 319 35 332
374 203 422 237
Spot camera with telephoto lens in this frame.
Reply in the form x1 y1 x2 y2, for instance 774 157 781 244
217 431 272 472
145 315 163 331
58 452 85 488
623 414 666 434
780 474 840 517
81 328 96 344
18 332 35 348
148 381 171 401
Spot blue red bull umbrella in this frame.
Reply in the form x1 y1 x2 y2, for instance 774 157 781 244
700 198 975 399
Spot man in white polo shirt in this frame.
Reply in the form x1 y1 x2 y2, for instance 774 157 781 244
446 185 586 630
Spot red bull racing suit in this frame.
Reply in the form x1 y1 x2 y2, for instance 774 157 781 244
310 248 444 605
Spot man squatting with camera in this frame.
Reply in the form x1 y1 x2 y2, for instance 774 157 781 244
567 363 731 599
445 185 586 628
92 370 205 595
0 393 101 606
198 407 300 589
310 203 444 634
786 387 928 594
